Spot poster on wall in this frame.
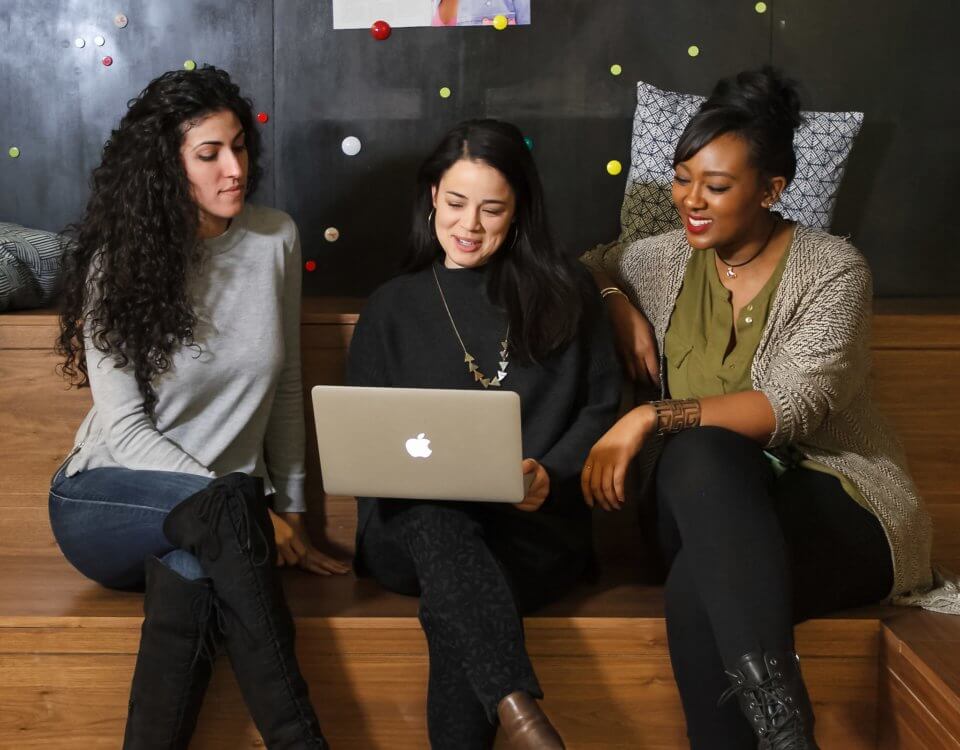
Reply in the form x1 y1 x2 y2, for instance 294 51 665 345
332 1 531 29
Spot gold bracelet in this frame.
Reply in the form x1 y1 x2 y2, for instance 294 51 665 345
600 286 627 300
650 399 701 434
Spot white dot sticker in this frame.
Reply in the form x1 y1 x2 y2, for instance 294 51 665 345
94 35 105 46
324 227 340 242
74 38 86 48
341 136 362 156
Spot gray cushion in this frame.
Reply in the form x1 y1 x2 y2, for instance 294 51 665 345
0 223 71 312
619 80 864 243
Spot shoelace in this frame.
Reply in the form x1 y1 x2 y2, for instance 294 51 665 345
719 676 806 749
192 480 271 568
190 590 226 667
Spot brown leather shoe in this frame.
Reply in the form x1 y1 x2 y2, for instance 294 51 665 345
497 691 565 749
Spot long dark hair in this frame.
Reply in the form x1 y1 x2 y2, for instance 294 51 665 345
406 119 588 363
57 65 261 418
674 66 803 185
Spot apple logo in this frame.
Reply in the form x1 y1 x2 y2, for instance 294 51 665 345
405 433 433 459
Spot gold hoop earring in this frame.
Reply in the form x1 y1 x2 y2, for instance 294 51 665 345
427 208 435 227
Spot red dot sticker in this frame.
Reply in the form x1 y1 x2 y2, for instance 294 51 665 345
370 20 391 40
304 260 317 272
102 56 113 66
257 112 269 124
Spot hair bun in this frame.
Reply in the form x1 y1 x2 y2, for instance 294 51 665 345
737 66 803 132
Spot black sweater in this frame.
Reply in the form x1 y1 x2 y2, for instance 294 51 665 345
346 261 623 541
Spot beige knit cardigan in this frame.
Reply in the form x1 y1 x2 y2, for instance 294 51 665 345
581 225 959 613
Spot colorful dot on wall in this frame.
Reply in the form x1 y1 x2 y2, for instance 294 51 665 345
114 13 129 29
304 260 317 272
370 19 392 40
8 147 20 159
257 112 269 124
74 37 86 48
324 227 340 242
687 45 700 57
755 2 768 13
102 56 113 66
94 35 106 46
524 136 534 151
439 86 452 99
492 14 509 30
183 59 196 71
610 63 623 76
341 136 362 156
606 160 623 176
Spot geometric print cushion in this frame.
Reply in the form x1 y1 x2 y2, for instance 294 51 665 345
0 222 71 312
619 80 864 243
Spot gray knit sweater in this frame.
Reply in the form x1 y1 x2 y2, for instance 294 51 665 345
62 204 307 512
582 225 959 612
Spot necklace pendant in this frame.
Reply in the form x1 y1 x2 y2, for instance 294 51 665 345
480 377 491 388
725 267 737 279
497 370 508 381
488 376 501 387
464 353 475 363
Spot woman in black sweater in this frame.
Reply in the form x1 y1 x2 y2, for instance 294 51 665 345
346 119 621 749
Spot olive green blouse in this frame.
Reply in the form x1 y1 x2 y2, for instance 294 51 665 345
663 240 868 508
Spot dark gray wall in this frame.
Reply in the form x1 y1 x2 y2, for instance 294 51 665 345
1 1 956 296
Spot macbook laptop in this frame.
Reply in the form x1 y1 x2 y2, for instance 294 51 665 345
311 386 528 503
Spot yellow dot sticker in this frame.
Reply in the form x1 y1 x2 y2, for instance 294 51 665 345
610 64 623 76
755 1 768 12
183 59 196 71
606 160 623 176
8 146 20 158
492 14 508 30
439 86 452 99
687 45 700 57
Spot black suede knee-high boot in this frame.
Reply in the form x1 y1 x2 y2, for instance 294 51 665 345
123 556 218 750
163 473 327 750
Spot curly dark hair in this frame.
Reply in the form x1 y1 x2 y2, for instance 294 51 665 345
57 65 261 418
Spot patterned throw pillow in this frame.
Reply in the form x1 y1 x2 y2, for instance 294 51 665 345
619 80 864 243
0 223 70 312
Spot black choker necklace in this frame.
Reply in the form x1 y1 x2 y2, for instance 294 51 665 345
720 218 779 279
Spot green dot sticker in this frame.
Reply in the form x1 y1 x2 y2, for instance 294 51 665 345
439 86 451 99
183 59 196 71
610 63 623 76
687 45 700 57
755 1 768 12
524 136 534 150
8 146 20 158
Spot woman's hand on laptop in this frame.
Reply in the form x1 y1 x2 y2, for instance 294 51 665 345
516 459 550 512
269 510 352 576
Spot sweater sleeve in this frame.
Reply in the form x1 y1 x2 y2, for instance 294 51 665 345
760 258 873 449
83 337 214 476
346 295 391 388
538 290 623 493
263 223 307 512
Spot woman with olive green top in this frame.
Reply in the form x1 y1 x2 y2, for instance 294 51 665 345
580 68 947 750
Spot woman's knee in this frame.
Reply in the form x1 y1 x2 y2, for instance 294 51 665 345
656 427 769 511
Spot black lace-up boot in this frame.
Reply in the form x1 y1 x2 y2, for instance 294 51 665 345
719 651 820 750
123 555 219 750
164 473 327 750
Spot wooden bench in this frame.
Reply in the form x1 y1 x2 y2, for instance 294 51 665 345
1 299 958 748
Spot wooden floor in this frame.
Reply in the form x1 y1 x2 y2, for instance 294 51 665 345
0 552 889 749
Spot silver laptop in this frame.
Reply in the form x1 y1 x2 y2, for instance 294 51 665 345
311 386 527 503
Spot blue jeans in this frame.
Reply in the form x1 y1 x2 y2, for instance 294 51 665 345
49 466 213 590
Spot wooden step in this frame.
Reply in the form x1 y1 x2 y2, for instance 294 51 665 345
0 554 885 749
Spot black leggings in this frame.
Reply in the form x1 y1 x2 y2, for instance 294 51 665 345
656 427 893 749
357 500 589 750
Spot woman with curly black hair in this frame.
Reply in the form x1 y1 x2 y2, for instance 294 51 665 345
50 65 346 749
